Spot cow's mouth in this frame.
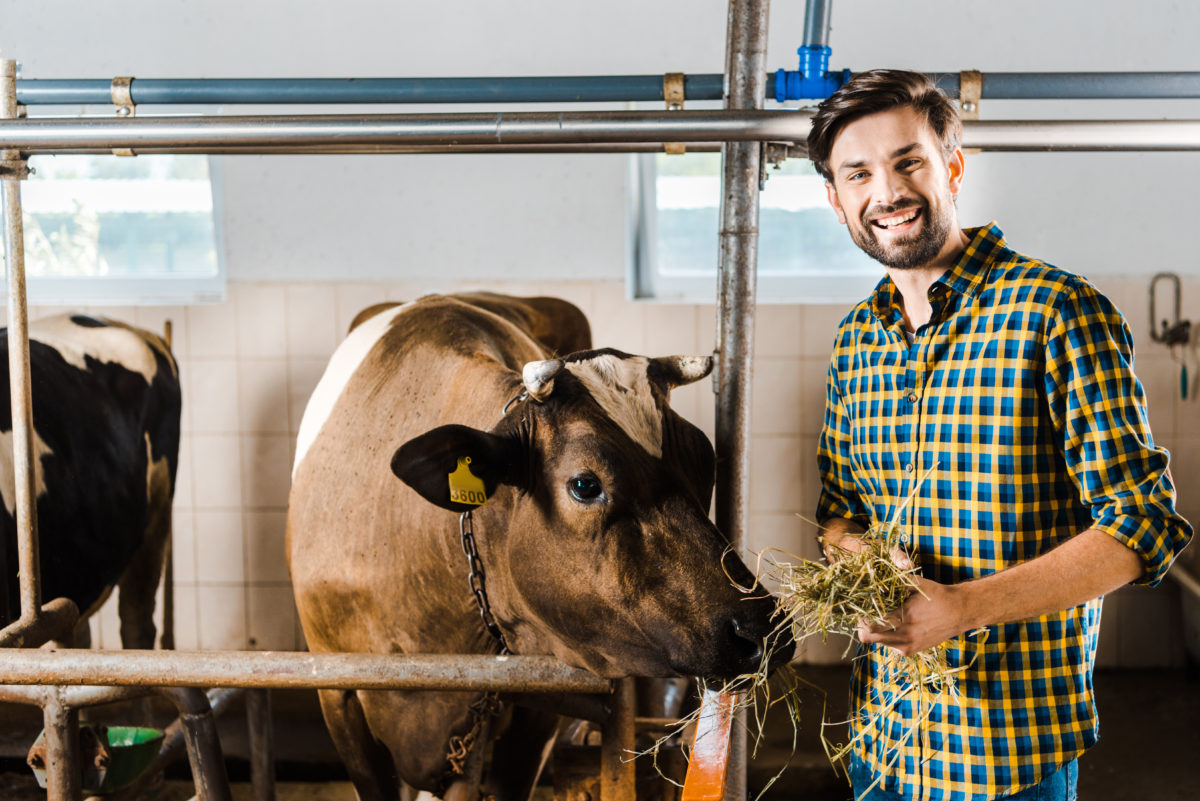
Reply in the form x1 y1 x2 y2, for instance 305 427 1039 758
684 617 795 682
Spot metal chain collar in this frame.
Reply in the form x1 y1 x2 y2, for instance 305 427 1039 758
441 390 527 782
445 691 504 777
459 509 512 655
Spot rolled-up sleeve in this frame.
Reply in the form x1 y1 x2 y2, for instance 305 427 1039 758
816 352 872 530
1042 282 1192 586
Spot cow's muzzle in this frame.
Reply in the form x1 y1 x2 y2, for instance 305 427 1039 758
708 596 795 680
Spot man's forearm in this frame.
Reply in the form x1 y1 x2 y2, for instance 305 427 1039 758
860 528 1144 655
952 528 1143 631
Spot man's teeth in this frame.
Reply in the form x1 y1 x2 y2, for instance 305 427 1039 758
874 209 919 229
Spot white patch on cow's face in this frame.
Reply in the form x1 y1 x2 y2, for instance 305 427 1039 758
28 314 159 384
293 303 414 480
564 354 662 458
0 427 52 516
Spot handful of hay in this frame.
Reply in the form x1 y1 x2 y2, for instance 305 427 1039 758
767 515 956 694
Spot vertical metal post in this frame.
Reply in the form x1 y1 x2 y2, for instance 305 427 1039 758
161 687 234 801
42 689 81 801
246 688 276 801
159 318 176 650
715 3 769 801
1 59 41 623
600 677 637 801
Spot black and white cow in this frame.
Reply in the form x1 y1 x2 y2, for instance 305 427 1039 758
0 313 181 648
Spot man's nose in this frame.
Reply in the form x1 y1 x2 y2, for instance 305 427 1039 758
874 171 910 206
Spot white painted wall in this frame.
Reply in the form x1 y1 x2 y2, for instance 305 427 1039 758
7 0 1199 281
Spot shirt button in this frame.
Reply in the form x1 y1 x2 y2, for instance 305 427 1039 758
906 392 918 403
905 463 914 473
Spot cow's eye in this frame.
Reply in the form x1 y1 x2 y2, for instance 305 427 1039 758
567 475 604 503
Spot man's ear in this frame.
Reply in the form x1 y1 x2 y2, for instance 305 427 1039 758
947 147 966 196
825 180 847 224
391 424 521 512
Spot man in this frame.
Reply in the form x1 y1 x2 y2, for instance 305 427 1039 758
809 69 1191 800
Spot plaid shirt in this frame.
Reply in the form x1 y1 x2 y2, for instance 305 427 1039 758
816 223 1191 800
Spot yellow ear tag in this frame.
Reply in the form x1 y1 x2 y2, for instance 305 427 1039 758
448 456 487 506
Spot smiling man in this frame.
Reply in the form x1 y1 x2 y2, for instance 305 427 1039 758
808 70 1191 801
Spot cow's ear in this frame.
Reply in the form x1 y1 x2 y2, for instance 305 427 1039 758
391 424 521 512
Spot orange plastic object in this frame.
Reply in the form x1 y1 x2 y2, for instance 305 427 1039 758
681 690 739 801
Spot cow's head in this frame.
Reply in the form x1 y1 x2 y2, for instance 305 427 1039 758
391 349 793 680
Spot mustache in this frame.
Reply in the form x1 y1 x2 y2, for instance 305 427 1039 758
863 199 926 225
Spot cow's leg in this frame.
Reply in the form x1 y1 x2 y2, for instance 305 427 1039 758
319 688 401 801
483 706 562 801
117 505 170 650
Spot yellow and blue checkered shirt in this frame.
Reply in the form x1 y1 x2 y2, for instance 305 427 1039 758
816 223 1192 800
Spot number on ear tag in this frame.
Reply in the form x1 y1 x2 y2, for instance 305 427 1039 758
448 457 487 506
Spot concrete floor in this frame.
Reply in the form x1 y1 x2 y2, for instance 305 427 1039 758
0 667 1195 800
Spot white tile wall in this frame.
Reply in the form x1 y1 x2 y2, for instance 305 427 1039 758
61 277 1196 667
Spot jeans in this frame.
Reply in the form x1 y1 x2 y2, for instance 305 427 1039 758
848 754 1079 801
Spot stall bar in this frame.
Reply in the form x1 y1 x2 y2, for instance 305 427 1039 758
0 650 613 693
2 112 1200 154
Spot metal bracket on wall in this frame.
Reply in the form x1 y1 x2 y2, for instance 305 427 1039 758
110 76 136 156
663 72 686 155
959 70 982 155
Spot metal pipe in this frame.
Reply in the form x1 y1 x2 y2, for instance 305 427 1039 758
0 110 805 151
961 119 1200 150
41 689 82 801
15 72 1200 106
931 71 1200 100
160 321 175 652
0 649 613 693
0 596 79 649
161 687 233 801
802 0 833 48
0 682 148 707
1 60 43 628
599 677 636 801
28 143 725 156
16 75 729 106
245 689 276 801
717 4 769 801
6 113 1200 155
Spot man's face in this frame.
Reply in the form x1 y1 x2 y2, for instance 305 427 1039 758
824 106 964 270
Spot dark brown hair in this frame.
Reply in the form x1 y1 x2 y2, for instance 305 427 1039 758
806 69 962 182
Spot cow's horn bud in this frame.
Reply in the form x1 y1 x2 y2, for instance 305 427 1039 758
654 355 713 388
522 359 564 401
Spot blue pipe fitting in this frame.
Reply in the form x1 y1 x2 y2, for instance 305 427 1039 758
774 45 849 102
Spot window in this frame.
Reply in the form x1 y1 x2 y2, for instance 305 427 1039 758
630 151 883 303
17 154 223 305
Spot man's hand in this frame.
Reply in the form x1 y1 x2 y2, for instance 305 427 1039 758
857 576 967 656
856 529 1145 655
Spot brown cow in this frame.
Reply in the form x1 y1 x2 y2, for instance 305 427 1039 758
287 293 791 801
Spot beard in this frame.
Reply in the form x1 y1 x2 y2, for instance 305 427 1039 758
848 198 954 271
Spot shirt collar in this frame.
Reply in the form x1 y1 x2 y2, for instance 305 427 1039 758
869 221 1007 323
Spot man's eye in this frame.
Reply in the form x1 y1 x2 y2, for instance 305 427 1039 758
568 476 604 502
899 158 921 170
847 170 868 181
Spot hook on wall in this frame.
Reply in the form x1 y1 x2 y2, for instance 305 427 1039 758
1149 272 1192 400
1149 272 1191 346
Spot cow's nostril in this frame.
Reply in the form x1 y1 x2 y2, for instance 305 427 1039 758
727 617 765 669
